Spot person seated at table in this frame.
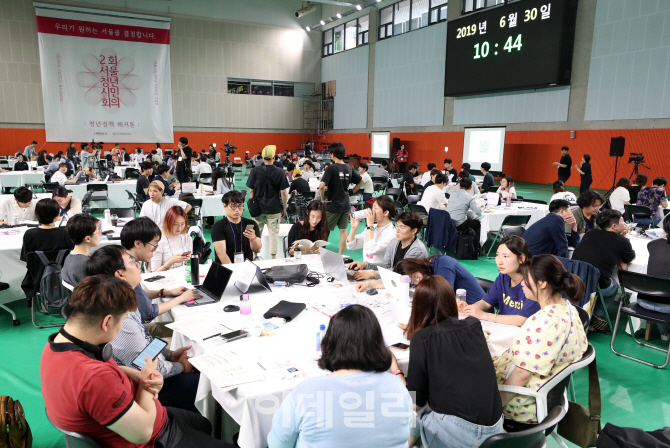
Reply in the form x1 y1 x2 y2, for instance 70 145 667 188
13 153 29 171
286 200 329 256
356 254 484 304
61 214 100 288
461 236 539 326
167 153 178 175
20 199 73 260
446 178 483 251
496 176 516 199
642 215 670 341
374 159 390 180
572 190 604 237
549 180 577 205
139 181 191 228
268 304 412 448
572 209 635 332
284 162 296 182
357 162 374 201
392 276 504 447
301 159 315 176
41 275 234 448
419 168 442 200
86 246 201 414
0 186 36 224
522 199 579 257
418 173 448 213
443 158 457 179
50 163 76 186
210 168 231 196
635 177 668 227
211 190 261 264
402 163 419 195
609 177 631 213
447 171 478 196
154 164 178 197
150 206 193 272
288 168 310 195
346 195 397 264
36 151 48 166
136 161 153 200
494 254 587 425
194 153 212 180
45 154 59 173
84 166 97 180
349 211 427 280
52 186 82 219
120 217 199 326
479 162 495 191
460 163 477 182
630 173 647 204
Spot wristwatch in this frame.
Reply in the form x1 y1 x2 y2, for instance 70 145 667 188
366 226 375 230
392 369 404 376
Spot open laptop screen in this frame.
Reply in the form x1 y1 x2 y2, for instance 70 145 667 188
201 262 232 298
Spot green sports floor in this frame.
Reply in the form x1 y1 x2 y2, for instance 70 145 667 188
2 180 668 448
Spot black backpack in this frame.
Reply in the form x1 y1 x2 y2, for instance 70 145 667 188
455 229 478 260
35 250 70 315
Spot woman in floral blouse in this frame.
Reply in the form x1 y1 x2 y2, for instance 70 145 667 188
494 254 588 424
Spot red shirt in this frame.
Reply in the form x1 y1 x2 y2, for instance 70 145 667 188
41 336 167 448
397 149 408 163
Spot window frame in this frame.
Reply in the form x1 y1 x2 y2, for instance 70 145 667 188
462 0 510 15
322 28 334 57
378 0 447 41
321 14 370 58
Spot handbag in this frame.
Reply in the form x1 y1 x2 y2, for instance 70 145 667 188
247 165 269 218
557 344 602 448
455 230 478 260
261 264 309 284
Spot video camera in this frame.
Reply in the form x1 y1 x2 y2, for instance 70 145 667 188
628 153 645 164
90 139 104 150
223 140 236 155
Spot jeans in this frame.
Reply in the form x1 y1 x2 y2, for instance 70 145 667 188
594 278 619 317
638 299 670 335
419 409 504 448
159 372 200 414
633 216 662 227
254 212 281 256
155 406 234 448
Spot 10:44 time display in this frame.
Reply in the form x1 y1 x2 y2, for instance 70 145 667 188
473 34 522 59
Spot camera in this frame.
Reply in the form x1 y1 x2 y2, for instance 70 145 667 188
628 153 644 164
224 141 236 155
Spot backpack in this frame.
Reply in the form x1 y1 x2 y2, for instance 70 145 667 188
455 229 478 260
35 250 70 315
0 396 32 448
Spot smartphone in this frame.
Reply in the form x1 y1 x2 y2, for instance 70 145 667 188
181 252 190 257
144 275 165 282
391 342 410 351
221 330 248 342
245 224 255 231
366 288 379 296
131 337 168 370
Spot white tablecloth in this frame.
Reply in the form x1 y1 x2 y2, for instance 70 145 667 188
67 180 137 209
479 203 550 245
0 225 121 306
147 258 518 448
0 172 45 188
623 233 651 333
192 194 224 218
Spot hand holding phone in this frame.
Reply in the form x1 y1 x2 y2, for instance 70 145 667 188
131 338 168 370
391 342 410 351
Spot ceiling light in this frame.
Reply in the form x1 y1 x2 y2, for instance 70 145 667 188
376 0 382 2
336 13 342 18
306 26 311 31
320 20 326 25
356 4 362 9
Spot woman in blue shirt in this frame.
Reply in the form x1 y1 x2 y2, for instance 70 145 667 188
461 236 540 326
268 305 412 448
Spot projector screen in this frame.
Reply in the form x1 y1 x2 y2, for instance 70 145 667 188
371 131 391 158
463 127 506 172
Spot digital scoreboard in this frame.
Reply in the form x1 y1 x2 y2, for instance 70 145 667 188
444 0 578 96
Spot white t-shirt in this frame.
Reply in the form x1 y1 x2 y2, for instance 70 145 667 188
419 184 448 213
609 186 630 213
497 186 516 199
150 233 194 271
50 171 68 185
549 191 577 205
360 172 374 194
345 222 396 264
0 198 36 222
139 196 189 228
420 171 432 186
195 162 212 178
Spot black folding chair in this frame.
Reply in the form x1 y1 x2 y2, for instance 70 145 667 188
386 187 402 202
184 199 203 229
124 168 140 179
612 270 670 368
475 277 494 293
484 215 532 259
41 182 60 193
480 404 566 448
86 184 109 209
624 204 655 228
109 208 135 218
47 411 102 448
523 199 548 205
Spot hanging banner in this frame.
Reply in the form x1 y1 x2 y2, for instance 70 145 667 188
35 3 173 143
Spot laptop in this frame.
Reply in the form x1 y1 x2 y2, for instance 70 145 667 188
319 248 356 282
186 262 233 307
72 170 88 184
234 260 272 294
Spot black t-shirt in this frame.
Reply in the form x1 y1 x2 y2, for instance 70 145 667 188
559 154 572 177
444 167 457 178
630 185 642 204
320 163 362 213
136 175 150 198
246 164 289 215
20 227 74 262
286 221 329 249
211 217 260 264
393 239 413 268
14 162 29 171
572 229 636 288
177 145 193 172
289 177 310 195
580 162 592 183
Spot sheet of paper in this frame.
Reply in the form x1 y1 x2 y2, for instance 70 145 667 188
167 316 240 342
190 350 266 390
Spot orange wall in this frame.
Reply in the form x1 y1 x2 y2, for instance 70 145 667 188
328 128 670 190
0 128 306 158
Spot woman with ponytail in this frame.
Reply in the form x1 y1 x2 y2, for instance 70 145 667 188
494 254 588 425
641 214 670 340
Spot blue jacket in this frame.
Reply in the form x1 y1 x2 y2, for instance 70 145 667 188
523 213 569 258
425 208 458 254
557 256 600 312
430 256 485 304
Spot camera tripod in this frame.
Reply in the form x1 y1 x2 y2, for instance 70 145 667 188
389 156 402 179
630 159 650 179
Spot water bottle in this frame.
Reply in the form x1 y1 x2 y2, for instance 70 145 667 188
240 294 251 319
456 288 467 304
13 214 19 225
190 254 199 286
294 246 302 260
506 195 511 208
185 259 191 283
399 275 411 307
316 324 326 356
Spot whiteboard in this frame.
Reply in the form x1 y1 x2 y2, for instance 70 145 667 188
371 132 391 158
463 127 506 172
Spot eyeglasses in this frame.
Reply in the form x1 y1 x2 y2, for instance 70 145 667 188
174 222 187 228
145 241 159 250
125 259 141 269
227 205 244 211
124 251 142 267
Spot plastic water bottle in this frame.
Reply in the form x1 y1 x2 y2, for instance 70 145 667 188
316 324 326 356
456 288 467 304
506 195 511 208
240 294 251 319
399 275 411 307
185 259 191 283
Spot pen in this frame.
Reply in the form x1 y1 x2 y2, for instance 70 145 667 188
203 333 221 341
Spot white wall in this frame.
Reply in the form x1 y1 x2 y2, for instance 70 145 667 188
321 46 369 129
373 22 447 128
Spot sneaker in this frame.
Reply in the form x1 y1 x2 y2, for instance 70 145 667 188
661 333 670 342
